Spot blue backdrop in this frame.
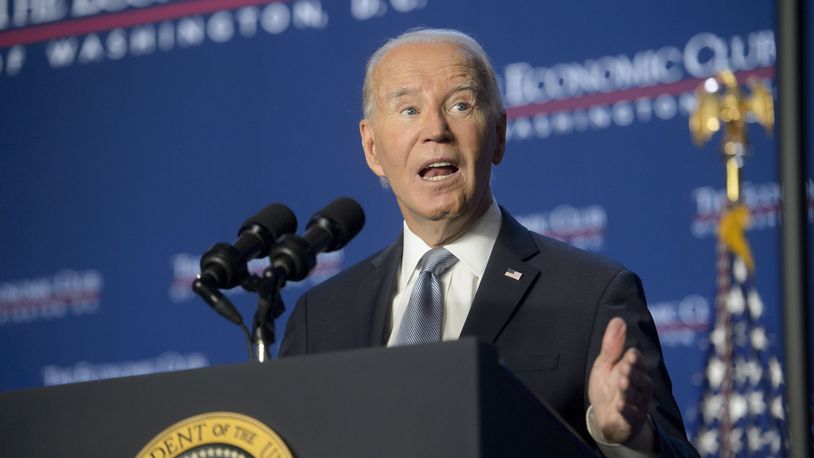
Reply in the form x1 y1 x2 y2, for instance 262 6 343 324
0 0 798 441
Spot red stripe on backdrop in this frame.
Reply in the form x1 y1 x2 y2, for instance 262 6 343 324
0 0 288 48
506 66 776 119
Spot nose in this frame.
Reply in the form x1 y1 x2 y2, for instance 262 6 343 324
422 109 451 143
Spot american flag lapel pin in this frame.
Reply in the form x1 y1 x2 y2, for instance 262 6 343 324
504 268 523 281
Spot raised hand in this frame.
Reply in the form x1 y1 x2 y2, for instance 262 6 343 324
588 317 654 444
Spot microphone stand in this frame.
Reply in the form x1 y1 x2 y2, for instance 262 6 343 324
241 270 287 363
193 268 289 364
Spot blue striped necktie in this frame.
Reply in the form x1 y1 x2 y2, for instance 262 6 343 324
393 248 458 346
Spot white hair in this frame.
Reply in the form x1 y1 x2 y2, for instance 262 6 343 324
361 28 504 120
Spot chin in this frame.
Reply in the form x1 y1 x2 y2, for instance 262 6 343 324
422 201 469 222
399 192 472 223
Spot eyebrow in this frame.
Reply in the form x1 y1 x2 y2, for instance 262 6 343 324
447 84 479 96
385 84 479 103
386 87 418 102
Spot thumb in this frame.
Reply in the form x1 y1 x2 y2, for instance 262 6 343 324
597 317 627 365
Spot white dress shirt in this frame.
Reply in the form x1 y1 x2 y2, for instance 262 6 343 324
386 200 502 345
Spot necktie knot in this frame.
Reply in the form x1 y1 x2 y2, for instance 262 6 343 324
419 248 458 277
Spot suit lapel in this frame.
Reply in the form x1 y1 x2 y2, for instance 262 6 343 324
461 209 540 343
355 237 402 346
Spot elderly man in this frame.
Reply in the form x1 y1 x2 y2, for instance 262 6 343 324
280 28 697 457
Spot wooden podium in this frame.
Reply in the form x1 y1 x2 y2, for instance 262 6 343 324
0 339 595 457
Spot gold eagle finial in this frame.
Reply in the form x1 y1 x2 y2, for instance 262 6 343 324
689 70 774 204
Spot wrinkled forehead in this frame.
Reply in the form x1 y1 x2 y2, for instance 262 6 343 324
371 42 483 98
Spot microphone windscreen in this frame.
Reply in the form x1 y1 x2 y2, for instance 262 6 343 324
312 197 365 248
241 203 298 241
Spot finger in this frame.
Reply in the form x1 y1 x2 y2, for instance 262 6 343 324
623 366 652 392
611 364 652 406
617 374 653 407
623 348 647 369
598 317 627 365
614 356 645 384
618 401 648 431
620 383 652 411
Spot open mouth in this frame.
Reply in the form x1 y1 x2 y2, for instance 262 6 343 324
419 162 459 181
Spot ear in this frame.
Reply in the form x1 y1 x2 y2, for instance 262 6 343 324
491 111 507 165
360 119 385 177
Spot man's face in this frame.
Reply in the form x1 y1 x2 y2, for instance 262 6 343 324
360 42 506 241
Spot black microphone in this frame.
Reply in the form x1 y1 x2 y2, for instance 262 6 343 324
267 197 365 282
193 203 297 326
197 203 298 289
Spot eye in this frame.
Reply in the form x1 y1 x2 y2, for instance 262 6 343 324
401 106 418 116
451 101 472 112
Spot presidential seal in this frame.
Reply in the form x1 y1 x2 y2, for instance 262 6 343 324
137 411 293 458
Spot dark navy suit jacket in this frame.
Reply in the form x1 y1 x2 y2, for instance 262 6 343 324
280 209 698 457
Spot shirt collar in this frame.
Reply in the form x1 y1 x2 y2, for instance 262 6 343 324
399 200 502 289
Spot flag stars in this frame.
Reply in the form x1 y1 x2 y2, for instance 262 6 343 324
702 393 724 422
727 427 744 454
734 357 749 385
747 426 762 451
706 357 726 389
767 430 782 453
696 248 787 455
750 327 768 351
697 429 719 455
727 286 746 314
747 289 763 319
729 394 748 422
735 358 762 386
769 358 784 388
746 360 763 386
733 257 748 282
771 395 785 419
709 325 726 355
748 390 766 415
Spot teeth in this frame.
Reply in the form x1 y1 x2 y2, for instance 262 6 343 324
420 161 457 181
424 174 451 181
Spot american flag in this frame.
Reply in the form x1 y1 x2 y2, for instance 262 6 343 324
694 205 788 457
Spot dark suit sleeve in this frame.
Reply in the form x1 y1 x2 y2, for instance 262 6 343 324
279 293 307 357
586 270 700 458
